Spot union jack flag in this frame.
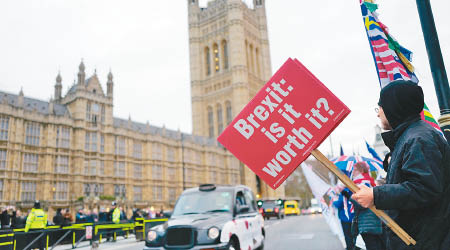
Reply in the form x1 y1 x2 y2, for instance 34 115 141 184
343 196 354 220
359 0 444 137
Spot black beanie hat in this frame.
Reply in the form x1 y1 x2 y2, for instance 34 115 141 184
378 80 424 129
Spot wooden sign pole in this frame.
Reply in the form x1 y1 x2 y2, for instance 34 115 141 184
310 149 416 246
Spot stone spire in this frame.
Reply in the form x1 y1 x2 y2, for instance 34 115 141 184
18 87 24 107
107 70 113 98
54 71 62 100
49 97 54 114
77 60 86 87
128 114 132 128
146 121 150 133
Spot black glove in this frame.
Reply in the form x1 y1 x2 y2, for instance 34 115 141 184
341 190 351 199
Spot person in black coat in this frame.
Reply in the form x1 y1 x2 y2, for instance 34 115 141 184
11 210 26 229
0 208 11 228
352 81 450 250
53 208 64 226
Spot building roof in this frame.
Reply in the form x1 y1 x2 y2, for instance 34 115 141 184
112 117 218 146
0 90 69 116
0 90 218 147
66 76 95 96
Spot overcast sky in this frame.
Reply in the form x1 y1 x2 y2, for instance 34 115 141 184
0 0 449 157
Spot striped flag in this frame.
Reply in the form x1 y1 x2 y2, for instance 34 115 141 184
421 103 442 132
359 0 444 137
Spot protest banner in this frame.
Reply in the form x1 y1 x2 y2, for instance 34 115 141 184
218 58 350 189
217 58 416 245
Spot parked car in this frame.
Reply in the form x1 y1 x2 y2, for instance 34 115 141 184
259 200 284 220
310 198 322 214
144 184 265 250
284 200 300 216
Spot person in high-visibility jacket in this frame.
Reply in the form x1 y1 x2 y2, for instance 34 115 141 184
112 202 120 224
24 201 47 250
106 202 121 242
25 201 47 232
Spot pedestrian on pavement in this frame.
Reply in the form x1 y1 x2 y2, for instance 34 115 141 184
333 174 356 250
63 208 73 225
119 207 126 221
75 209 86 223
98 207 108 222
349 162 384 250
24 201 48 250
0 207 11 228
52 208 64 226
91 208 99 222
85 209 94 223
111 203 120 224
351 81 450 250
11 209 26 229
106 202 120 242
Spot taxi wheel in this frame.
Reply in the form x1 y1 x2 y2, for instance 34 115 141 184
228 237 240 250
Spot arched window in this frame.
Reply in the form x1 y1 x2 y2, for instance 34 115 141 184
205 47 211 76
207 106 214 138
213 43 220 72
217 104 223 134
249 44 255 73
226 101 232 125
255 48 261 77
86 102 91 120
221 40 228 69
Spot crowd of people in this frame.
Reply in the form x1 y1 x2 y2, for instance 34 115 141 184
0 207 27 229
0 202 167 229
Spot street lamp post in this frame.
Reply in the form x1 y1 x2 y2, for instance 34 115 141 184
416 0 450 142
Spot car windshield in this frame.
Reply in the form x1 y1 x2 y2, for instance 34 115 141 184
261 202 276 208
286 204 295 208
172 190 233 216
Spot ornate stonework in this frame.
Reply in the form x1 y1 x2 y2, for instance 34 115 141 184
188 0 284 199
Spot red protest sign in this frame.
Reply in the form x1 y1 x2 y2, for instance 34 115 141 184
217 58 350 189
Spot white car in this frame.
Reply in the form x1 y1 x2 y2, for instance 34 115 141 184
144 184 265 250
309 204 322 214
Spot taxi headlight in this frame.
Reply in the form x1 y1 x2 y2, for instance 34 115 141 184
147 230 157 241
207 227 220 239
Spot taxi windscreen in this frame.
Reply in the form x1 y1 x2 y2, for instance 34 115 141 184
261 201 277 208
172 190 233 216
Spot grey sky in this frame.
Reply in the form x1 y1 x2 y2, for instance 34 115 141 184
0 0 448 157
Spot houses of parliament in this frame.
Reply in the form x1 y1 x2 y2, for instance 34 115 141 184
0 0 285 214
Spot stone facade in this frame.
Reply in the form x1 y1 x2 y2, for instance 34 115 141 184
0 0 284 217
0 64 244 215
188 0 284 199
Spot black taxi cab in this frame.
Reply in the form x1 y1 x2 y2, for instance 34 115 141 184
144 184 265 250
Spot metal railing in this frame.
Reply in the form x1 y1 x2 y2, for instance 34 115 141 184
0 218 168 250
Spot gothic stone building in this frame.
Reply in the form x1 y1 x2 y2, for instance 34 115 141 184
0 0 284 215
188 0 283 198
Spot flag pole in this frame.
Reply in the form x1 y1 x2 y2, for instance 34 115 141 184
310 149 416 246
416 0 450 142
